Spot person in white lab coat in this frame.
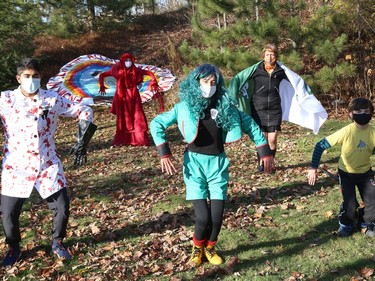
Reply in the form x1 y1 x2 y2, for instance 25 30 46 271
0 58 97 267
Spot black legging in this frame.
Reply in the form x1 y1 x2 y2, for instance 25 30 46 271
192 199 225 242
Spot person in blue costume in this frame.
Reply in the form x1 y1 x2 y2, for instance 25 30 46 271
150 64 274 267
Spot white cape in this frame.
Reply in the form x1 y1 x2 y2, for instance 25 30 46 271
279 63 328 134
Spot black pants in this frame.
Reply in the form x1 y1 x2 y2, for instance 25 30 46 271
338 169 375 226
192 199 224 242
1 188 70 247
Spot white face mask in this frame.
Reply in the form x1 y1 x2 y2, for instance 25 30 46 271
200 85 216 98
21 78 41 94
125 61 132 68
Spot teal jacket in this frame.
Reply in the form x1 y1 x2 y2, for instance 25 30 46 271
150 100 271 158
227 61 262 116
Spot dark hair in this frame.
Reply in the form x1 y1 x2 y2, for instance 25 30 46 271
348 98 374 115
16 58 41 75
192 64 225 90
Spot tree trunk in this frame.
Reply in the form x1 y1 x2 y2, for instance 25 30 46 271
356 0 361 42
290 0 294 17
150 0 156 14
87 0 96 33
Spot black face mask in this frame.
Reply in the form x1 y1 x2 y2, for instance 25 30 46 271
352 113 372 125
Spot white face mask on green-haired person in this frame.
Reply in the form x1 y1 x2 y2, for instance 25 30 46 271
199 75 216 99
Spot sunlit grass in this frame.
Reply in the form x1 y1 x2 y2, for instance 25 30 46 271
0 103 374 280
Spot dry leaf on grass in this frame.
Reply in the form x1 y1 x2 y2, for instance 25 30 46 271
358 267 374 277
325 210 335 218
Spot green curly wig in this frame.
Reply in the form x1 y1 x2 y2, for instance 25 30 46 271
179 64 236 131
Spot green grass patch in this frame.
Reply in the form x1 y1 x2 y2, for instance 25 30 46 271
0 103 374 280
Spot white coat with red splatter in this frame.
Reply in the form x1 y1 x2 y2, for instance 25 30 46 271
0 87 94 199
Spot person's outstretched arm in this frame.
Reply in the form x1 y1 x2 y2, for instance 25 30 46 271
56 93 97 166
308 138 331 185
150 105 179 175
69 120 97 166
98 70 113 95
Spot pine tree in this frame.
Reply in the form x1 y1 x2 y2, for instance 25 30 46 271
0 0 43 88
39 0 136 36
179 0 366 99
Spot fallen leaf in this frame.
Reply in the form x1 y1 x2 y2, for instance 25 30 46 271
325 210 335 218
358 267 374 277
90 224 100 235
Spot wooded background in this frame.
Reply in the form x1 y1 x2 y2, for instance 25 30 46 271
0 0 373 108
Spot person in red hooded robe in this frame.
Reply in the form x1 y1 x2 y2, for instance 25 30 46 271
98 53 164 146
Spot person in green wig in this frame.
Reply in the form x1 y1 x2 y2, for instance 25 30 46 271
150 64 274 267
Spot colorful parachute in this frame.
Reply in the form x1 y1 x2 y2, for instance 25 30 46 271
47 54 176 104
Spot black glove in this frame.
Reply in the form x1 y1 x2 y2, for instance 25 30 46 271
69 120 97 166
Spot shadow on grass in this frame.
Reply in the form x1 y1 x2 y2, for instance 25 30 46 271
69 167 171 198
259 177 337 203
317 257 375 281
220 217 373 281
64 207 196 263
112 208 195 240
57 139 115 157
19 243 52 260
227 175 338 210
277 155 340 170
56 123 184 156
62 166 193 248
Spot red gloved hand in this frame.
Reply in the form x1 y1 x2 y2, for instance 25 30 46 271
150 82 161 93
99 85 108 95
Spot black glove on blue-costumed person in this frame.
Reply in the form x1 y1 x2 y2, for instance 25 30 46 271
69 120 97 166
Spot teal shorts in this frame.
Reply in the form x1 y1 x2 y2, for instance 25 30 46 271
183 151 229 200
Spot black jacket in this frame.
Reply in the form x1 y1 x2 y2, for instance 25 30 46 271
251 63 288 127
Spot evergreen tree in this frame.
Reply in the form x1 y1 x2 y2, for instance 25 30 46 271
39 0 136 36
180 0 367 100
0 0 43 88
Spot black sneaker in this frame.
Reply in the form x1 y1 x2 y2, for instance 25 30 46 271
52 240 72 260
337 224 353 237
2 245 21 267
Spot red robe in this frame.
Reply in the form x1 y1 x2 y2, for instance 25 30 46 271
99 53 160 146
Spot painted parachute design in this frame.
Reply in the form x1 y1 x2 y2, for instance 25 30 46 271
47 54 176 104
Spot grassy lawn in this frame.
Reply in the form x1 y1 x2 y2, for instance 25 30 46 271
0 101 374 281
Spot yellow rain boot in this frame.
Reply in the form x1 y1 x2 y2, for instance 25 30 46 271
189 245 203 267
204 245 223 265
